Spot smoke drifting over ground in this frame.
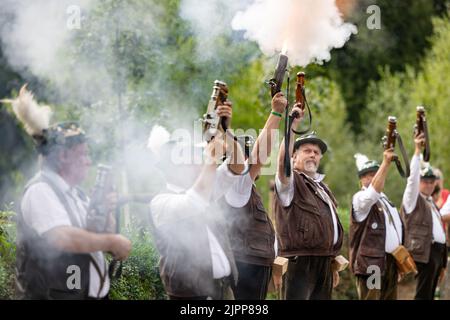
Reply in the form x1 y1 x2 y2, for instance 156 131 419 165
231 0 358 66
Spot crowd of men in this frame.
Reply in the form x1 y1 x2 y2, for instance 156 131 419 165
5 85 450 300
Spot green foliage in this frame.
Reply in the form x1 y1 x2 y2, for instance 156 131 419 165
326 0 447 132
0 209 16 299
109 224 166 300
361 16 450 206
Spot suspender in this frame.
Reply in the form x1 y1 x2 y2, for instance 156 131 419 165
37 174 107 297
378 197 402 244
425 197 446 240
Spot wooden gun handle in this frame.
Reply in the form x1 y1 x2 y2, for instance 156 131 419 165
295 72 305 111
384 116 397 150
416 106 425 135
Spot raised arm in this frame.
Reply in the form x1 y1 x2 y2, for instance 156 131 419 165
402 133 425 214
249 92 287 180
276 104 304 186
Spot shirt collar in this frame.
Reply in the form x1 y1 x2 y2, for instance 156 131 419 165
298 170 326 183
362 185 386 198
41 168 71 194
313 173 326 183
421 193 433 202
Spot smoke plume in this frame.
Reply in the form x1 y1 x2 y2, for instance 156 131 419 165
231 0 358 66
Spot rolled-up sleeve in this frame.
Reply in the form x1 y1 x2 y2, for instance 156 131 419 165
224 173 253 208
21 183 72 236
352 185 381 222
275 173 294 207
402 155 421 214
150 189 209 228
212 158 249 202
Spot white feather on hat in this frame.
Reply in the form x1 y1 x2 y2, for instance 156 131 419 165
354 153 370 171
419 153 431 170
1 84 52 137
147 125 171 160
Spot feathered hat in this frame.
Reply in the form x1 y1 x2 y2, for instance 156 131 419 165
354 153 380 178
418 155 436 179
147 125 205 167
1 84 86 155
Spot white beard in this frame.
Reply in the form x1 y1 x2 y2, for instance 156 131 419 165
304 160 318 174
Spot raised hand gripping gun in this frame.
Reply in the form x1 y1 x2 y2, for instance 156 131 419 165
202 80 229 142
382 116 410 178
281 70 313 177
268 53 288 98
415 106 431 162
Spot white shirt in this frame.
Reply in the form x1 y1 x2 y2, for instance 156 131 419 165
151 159 245 279
441 196 450 217
224 171 278 257
21 169 109 298
402 155 446 244
352 184 403 253
275 171 339 245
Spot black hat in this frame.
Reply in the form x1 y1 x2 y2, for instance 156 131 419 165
36 121 87 155
293 132 328 154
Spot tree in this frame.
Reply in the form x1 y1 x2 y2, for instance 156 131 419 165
361 16 450 205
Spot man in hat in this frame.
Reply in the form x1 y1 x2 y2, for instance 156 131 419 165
221 92 287 300
350 149 403 300
149 100 247 300
401 132 447 300
6 86 132 299
273 105 344 300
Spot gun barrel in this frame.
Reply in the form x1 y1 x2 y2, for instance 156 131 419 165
271 53 288 97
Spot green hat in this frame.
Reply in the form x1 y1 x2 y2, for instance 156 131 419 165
36 121 87 155
354 153 380 177
420 166 437 180
293 132 328 154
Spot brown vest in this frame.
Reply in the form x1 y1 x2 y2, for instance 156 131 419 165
402 195 437 264
274 171 343 257
350 201 390 275
150 193 238 298
224 185 276 266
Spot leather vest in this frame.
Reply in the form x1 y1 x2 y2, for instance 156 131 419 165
274 171 343 257
16 173 91 299
150 190 238 298
224 185 276 266
402 195 446 265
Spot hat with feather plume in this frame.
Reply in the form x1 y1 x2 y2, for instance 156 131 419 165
1 84 86 155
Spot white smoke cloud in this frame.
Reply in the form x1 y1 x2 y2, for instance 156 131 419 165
231 0 358 66
179 0 251 60
0 0 93 78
